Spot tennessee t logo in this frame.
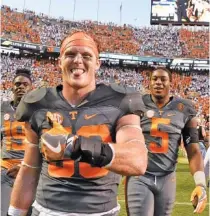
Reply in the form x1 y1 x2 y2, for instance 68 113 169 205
69 111 78 120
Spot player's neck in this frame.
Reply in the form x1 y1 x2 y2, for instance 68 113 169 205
12 98 20 109
151 95 171 109
62 82 96 106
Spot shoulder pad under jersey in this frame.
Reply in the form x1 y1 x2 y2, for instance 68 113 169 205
119 92 147 115
24 87 47 103
110 83 136 94
175 97 197 117
16 87 49 122
1 101 11 111
131 93 148 116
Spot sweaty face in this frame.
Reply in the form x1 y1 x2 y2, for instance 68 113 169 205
13 75 32 100
149 70 171 100
59 46 100 89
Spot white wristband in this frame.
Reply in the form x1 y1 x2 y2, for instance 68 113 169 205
24 139 39 147
104 143 115 168
21 161 41 169
8 205 27 216
193 171 206 187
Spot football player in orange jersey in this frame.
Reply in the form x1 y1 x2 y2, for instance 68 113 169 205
1 69 32 216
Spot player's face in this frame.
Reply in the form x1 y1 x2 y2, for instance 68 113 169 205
13 75 32 100
150 70 171 99
59 46 100 89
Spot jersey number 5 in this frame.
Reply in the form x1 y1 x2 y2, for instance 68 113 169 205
149 117 170 153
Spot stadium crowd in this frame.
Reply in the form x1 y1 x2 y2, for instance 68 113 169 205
1 54 209 125
1 5 209 59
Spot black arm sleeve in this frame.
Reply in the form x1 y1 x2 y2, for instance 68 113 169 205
182 127 199 147
182 101 198 147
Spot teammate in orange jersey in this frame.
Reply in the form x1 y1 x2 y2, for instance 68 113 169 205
8 32 148 216
1 69 32 216
126 67 207 216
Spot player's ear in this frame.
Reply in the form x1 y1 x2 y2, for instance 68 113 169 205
12 86 15 93
58 57 62 70
11 82 16 93
95 58 101 72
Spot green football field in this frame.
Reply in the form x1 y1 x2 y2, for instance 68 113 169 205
117 157 209 216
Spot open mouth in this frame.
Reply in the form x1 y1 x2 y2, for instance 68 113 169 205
70 69 85 76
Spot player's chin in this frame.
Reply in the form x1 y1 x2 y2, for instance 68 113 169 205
16 93 25 99
70 80 89 89
154 93 164 100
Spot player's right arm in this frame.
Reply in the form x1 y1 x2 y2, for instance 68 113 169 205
9 122 41 215
8 87 49 215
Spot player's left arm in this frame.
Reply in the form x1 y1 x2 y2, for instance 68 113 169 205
183 117 207 214
185 117 204 176
106 114 148 176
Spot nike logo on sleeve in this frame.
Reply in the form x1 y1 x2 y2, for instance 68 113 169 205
84 114 97 120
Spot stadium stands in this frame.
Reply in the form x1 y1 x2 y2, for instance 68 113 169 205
1 5 209 59
0 4 209 131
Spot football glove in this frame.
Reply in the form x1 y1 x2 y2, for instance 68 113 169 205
41 112 80 161
190 185 207 214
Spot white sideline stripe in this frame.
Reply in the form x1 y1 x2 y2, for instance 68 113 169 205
117 200 209 205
